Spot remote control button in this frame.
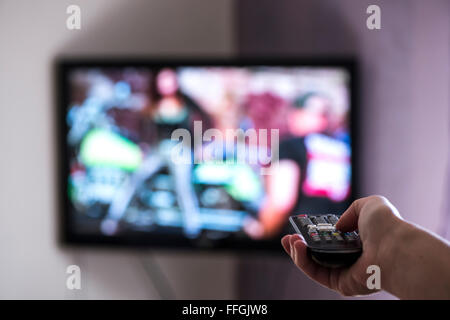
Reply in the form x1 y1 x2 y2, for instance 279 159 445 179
327 215 339 225
299 217 313 227
332 232 344 241
314 216 327 224
309 230 321 242
344 232 356 242
316 223 335 232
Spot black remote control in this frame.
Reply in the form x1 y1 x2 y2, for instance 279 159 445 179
289 214 362 268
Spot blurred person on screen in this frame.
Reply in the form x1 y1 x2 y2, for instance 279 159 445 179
244 92 351 239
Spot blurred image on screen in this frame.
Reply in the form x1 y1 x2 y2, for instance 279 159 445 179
64 65 351 246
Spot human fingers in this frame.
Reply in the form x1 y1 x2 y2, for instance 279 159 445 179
335 198 364 232
289 236 341 290
281 235 291 255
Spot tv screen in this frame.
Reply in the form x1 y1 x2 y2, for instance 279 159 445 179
57 59 355 250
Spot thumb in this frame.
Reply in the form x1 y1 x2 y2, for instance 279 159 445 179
335 198 363 232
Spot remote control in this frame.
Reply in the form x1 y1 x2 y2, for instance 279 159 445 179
289 214 362 268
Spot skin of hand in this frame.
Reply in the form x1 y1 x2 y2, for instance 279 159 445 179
281 195 404 296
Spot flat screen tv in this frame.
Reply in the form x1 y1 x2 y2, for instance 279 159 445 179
57 58 356 251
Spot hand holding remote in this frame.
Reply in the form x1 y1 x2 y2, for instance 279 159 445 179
282 195 403 296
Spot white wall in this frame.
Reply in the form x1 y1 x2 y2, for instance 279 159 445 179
0 0 236 299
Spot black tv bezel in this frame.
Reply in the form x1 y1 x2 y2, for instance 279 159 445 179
55 57 358 252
